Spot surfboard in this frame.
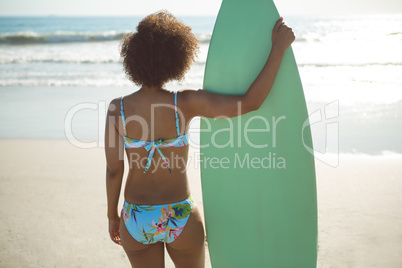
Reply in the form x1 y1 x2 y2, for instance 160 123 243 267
200 0 318 267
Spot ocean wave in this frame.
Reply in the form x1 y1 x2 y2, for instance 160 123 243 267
0 58 120 64
388 32 402 36
0 57 207 65
298 62 402 67
295 31 402 43
1 57 399 67
196 33 211 44
0 31 129 45
0 31 212 45
0 78 132 87
3 30 398 45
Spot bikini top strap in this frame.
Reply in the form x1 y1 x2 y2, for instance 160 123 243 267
175 91 180 136
120 97 127 136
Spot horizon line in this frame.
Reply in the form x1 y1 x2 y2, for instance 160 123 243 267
1 12 402 17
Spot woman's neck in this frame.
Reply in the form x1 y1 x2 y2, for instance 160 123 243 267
140 85 164 93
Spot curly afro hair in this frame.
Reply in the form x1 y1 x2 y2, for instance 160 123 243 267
120 10 200 87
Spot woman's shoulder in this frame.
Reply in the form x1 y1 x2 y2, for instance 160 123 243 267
176 88 203 104
177 88 202 97
107 97 124 116
109 92 137 109
177 88 202 93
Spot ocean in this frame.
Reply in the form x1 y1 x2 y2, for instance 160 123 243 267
0 14 401 155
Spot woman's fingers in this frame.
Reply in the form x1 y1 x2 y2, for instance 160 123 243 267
274 17 291 32
109 217 122 246
113 235 122 245
272 17 295 50
274 17 284 31
278 23 290 32
110 231 122 245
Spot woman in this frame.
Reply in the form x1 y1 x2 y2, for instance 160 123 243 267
105 10 295 268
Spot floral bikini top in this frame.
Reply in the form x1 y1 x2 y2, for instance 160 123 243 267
120 92 189 173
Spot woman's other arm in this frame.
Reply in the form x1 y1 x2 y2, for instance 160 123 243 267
104 98 125 245
184 17 295 118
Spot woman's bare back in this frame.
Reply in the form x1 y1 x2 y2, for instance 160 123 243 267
117 89 192 205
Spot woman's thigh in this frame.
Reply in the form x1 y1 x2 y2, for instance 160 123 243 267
120 215 165 268
166 204 205 268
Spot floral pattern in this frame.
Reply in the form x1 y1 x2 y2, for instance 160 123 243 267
122 196 194 244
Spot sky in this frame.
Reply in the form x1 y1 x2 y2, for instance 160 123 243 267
0 0 401 16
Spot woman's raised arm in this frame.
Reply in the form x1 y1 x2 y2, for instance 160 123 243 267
183 17 295 119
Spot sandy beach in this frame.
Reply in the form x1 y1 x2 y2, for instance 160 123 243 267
0 139 401 267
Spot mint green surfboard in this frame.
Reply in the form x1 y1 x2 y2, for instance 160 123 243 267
200 0 318 267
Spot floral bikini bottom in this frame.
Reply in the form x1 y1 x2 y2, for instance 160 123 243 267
122 196 194 244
